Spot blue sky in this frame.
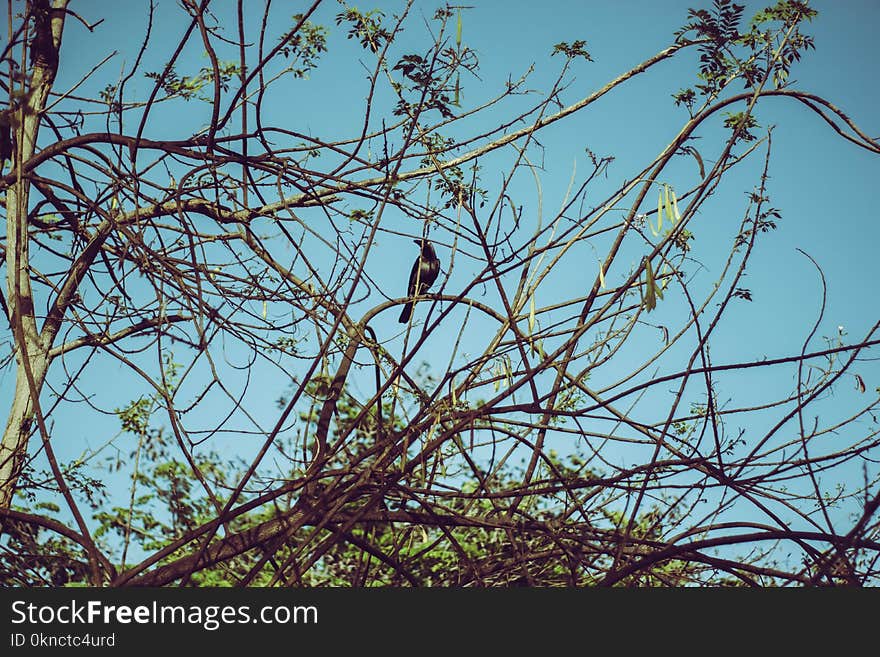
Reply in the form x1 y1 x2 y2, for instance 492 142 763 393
4 0 879 570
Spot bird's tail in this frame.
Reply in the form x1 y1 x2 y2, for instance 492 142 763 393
398 300 414 324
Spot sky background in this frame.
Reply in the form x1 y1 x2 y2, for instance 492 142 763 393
3 0 879 560
51 0 879 348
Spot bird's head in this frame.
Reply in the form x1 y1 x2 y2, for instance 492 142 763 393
413 238 436 256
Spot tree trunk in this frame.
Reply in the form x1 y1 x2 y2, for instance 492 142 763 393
0 0 68 512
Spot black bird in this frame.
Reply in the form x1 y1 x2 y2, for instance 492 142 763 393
398 239 440 323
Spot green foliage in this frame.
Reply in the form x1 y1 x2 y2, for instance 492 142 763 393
3 461 108 586
387 9 478 125
116 398 152 435
419 133 457 168
93 457 222 553
745 2 816 88
751 0 817 24
734 195 781 249
268 336 300 356
2 358 743 587
676 0 746 96
279 14 329 78
348 208 373 223
98 83 121 113
145 61 241 101
675 0 817 99
0 513 91 586
672 88 697 115
551 39 593 61
722 110 759 143
433 162 487 210
392 54 457 119
417 133 487 209
672 227 695 253
335 7 392 53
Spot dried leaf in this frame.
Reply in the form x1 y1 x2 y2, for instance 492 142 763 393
644 258 657 311
691 147 705 178
427 413 440 443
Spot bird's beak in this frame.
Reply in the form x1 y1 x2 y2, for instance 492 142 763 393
413 239 423 246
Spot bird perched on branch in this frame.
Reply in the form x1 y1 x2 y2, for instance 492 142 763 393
398 238 440 324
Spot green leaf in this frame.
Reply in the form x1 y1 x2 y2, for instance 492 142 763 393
456 10 462 48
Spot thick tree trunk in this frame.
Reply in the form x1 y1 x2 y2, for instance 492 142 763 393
0 358 49 508
0 0 68 512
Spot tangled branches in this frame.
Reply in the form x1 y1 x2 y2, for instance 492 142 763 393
1 0 878 587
